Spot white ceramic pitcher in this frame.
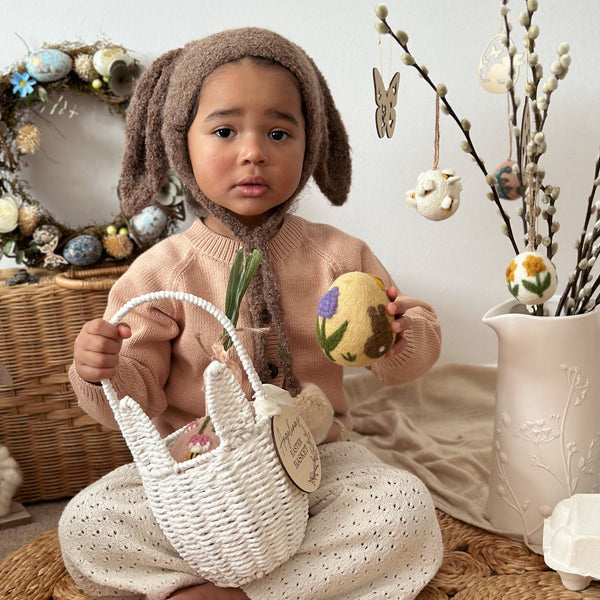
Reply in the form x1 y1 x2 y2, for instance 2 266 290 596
482 296 600 553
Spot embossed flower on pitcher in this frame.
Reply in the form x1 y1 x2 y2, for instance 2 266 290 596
519 418 559 444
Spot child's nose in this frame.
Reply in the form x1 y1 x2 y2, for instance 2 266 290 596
240 134 268 164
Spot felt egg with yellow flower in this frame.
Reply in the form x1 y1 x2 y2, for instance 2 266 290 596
316 271 394 367
506 251 558 305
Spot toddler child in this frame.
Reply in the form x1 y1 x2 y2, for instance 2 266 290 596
59 27 443 600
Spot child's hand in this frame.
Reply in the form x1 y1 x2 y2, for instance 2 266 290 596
385 286 413 357
73 319 132 383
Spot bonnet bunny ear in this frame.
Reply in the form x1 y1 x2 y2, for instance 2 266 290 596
309 65 352 207
118 48 182 219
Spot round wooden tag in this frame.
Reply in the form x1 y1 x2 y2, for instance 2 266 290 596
272 405 321 493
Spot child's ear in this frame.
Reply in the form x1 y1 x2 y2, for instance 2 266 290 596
311 67 352 207
118 48 182 219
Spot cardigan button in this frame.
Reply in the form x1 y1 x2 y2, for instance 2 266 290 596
261 308 272 324
268 363 279 379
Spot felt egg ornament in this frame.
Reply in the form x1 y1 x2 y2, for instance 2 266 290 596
493 160 522 200
506 251 558 305
405 168 462 221
26 49 73 83
316 271 394 367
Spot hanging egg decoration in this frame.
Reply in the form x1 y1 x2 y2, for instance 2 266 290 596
493 159 522 200
506 251 558 305
478 29 525 94
130 205 168 244
26 49 73 83
63 234 103 266
405 168 462 221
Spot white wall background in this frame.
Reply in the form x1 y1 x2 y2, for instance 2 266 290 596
1 0 598 366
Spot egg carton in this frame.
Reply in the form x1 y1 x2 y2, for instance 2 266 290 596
543 494 600 591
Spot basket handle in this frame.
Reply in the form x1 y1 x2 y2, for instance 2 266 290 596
100 291 277 472
54 265 128 291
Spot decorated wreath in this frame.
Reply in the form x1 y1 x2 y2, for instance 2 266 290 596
0 40 185 270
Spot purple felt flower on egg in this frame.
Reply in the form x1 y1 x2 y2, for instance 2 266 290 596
317 286 340 319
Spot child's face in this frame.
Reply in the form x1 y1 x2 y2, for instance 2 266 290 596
187 58 306 229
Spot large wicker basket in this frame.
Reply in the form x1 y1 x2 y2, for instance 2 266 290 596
0 267 132 503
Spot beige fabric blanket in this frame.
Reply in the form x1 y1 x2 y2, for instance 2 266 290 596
345 362 497 533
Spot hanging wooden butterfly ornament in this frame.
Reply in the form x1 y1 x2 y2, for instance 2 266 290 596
405 94 462 221
373 67 400 139
373 28 400 139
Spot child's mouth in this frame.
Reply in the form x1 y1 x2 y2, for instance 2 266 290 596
236 179 268 197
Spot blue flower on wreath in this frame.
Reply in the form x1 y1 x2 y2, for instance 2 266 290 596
10 72 36 98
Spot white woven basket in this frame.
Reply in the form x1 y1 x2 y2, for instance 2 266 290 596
101 291 309 588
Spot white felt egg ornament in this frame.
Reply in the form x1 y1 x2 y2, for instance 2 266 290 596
405 168 462 221
316 271 394 367
506 251 558 305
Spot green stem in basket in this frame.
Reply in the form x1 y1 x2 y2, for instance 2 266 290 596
222 248 263 350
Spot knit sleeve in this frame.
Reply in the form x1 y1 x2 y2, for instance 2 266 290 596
68 248 182 429
355 241 442 385
369 295 441 385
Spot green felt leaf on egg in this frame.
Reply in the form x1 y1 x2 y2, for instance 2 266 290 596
521 272 551 298
316 317 349 361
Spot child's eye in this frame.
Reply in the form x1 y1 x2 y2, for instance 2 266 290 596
214 127 234 138
269 130 290 141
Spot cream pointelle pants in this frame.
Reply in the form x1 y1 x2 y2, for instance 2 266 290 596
59 442 442 600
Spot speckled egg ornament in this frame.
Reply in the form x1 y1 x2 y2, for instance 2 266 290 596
493 160 522 200
130 205 168 243
63 234 103 266
316 271 394 367
506 251 558 305
405 168 462 221
26 49 73 83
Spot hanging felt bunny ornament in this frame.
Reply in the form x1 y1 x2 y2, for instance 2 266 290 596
101 289 315 588
406 94 462 220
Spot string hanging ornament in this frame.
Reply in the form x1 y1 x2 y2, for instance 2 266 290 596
501 70 557 308
477 19 556 307
479 18 526 201
405 93 462 221
373 33 400 138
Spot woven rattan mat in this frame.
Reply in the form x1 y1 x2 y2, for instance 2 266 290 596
0 510 598 599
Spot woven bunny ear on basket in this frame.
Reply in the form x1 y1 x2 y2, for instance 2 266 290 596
101 291 309 588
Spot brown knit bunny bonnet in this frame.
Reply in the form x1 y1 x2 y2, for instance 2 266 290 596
118 27 352 395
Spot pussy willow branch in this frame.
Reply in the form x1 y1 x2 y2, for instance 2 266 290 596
501 0 562 264
378 18 520 256
501 1 529 241
518 3 559 259
556 153 600 315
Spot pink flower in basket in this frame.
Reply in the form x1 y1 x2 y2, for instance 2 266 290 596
188 433 212 455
